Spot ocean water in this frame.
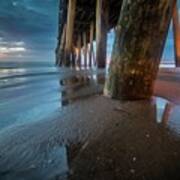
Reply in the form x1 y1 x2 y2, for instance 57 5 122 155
0 61 104 132
0 61 55 69
0 61 60 131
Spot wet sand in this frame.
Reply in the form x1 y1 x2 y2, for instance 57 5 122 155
0 67 180 180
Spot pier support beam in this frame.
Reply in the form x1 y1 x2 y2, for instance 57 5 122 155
173 2 180 67
71 47 76 67
105 0 176 100
83 32 87 68
89 22 94 67
77 34 82 67
64 0 76 66
96 0 108 68
57 24 66 66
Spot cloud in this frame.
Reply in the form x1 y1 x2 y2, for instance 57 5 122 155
0 38 25 47
0 37 27 59
0 0 59 61
0 47 26 53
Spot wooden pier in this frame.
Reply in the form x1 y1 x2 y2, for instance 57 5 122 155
56 0 180 69
56 0 177 100
56 0 122 68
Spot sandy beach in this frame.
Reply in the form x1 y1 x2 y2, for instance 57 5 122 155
0 65 180 179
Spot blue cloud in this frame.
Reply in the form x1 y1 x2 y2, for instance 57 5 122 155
0 0 59 61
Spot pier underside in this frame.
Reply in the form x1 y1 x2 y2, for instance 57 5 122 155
56 0 180 69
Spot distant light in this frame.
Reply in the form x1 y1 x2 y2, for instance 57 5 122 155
9 47 26 52
0 41 25 47
160 63 175 68
0 38 26 59
0 47 8 53
0 47 26 53
12 2 17 6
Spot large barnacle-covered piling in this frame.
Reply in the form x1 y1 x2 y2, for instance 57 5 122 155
105 0 176 100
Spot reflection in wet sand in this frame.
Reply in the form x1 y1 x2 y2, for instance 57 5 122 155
59 74 105 106
0 70 180 180
161 103 174 125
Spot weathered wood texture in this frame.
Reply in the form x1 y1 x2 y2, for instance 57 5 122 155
56 0 123 68
89 22 94 67
96 0 108 68
64 0 76 66
56 24 66 66
55 0 67 65
77 34 82 67
83 32 87 67
105 0 176 100
173 2 180 67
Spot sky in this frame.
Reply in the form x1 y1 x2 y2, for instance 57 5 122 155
0 0 59 62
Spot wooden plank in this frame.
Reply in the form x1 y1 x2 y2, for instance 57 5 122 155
57 24 66 66
71 46 76 67
64 0 76 66
83 32 87 68
77 34 82 67
96 0 108 68
89 22 94 67
173 2 180 67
